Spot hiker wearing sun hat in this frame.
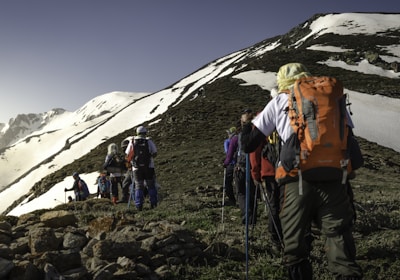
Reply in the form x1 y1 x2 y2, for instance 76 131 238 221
224 126 237 155
277 62 311 92
240 63 363 279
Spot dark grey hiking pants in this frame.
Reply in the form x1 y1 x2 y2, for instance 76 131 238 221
280 180 363 278
224 164 236 203
234 166 256 224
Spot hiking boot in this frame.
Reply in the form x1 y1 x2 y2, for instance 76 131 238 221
336 276 362 280
287 260 312 280
241 215 256 225
224 199 236 206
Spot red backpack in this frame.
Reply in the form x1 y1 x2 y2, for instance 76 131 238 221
275 76 361 191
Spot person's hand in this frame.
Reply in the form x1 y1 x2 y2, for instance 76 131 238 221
64 188 67 192
253 179 262 187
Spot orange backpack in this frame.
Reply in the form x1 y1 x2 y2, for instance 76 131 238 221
276 76 355 191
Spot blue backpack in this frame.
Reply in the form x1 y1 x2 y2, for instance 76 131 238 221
98 176 110 194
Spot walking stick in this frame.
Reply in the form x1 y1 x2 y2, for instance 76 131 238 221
251 183 259 232
127 183 132 209
221 168 226 231
127 170 135 209
259 182 284 249
245 153 250 280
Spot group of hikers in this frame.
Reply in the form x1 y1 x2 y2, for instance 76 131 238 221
64 125 158 211
64 62 363 279
222 62 364 279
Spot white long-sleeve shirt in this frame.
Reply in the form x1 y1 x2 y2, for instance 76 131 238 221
252 93 354 143
252 93 293 142
125 136 157 170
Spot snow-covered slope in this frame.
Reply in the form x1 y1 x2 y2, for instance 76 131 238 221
0 51 252 214
1 13 400 216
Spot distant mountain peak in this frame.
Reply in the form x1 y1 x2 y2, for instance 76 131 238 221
0 109 67 149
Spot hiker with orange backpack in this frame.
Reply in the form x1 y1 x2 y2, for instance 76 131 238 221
241 63 363 279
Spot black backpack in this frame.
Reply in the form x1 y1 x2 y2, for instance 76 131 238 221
262 131 280 167
103 154 126 173
132 138 151 168
235 133 246 166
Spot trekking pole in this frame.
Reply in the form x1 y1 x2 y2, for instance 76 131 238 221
127 183 132 209
259 182 284 249
221 168 226 231
127 170 134 209
245 153 250 280
251 183 259 232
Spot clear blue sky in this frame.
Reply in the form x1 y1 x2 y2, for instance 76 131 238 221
0 0 398 124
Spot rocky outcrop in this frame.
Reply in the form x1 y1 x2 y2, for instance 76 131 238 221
0 201 218 280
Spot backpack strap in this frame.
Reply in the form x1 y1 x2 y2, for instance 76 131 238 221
126 143 134 163
339 95 350 184
289 89 303 195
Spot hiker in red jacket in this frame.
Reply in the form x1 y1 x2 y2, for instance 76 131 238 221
249 131 283 256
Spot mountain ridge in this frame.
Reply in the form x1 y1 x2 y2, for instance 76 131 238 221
1 12 400 214
0 12 400 279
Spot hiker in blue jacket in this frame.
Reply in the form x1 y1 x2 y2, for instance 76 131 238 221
97 173 111 199
64 172 89 201
240 63 363 279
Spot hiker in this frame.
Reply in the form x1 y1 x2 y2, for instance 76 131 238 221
103 143 126 204
230 109 257 225
249 125 283 256
121 168 134 204
125 125 158 211
222 126 237 205
120 137 133 203
240 63 363 279
198 87 205 97
67 196 73 203
97 173 111 199
64 172 89 201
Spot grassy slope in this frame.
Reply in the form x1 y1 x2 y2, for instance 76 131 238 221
5 24 400 278
145 75 400 279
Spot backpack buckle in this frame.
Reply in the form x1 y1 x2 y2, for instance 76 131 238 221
340 159 349 184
